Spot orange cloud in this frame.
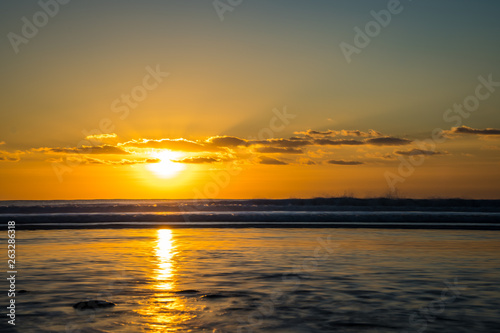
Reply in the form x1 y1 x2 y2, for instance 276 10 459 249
173 157 221 164
34 145 130 155
121 138 218 152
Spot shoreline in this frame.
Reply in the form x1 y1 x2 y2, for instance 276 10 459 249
14 221 500 231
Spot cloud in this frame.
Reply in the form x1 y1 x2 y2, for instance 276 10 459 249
367 129 383 137
395 149 445 156
81 157 160 165
0 150 23 162
259 156 288 165
36 145 130 155
255 138 310 148
122 138 213 152
295 129 335 136
365 137 412 146
254 147 303 154
313 139 364 146
447 126 500 136
295 129 382 137
206 136 249 147
327 159 364 165
22 128 421 168
297 157 316 165
85 133 118 141
173 157 220 164
0 155 20 162
312 136 410 147
117 158 160 165
364 152 395 160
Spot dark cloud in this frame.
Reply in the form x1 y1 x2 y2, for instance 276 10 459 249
259 156 288 165
206 136 249 147
255 139 310 148
314 139 364 146
173 157 220 164
365 137 412 146
327 160 364 165
295 129 382 138
449 126 500 135
254 147 303 154
0 155 20 162
395 149 445 156
307 130 336 136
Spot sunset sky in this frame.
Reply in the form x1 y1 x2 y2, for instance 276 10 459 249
1 0 499 199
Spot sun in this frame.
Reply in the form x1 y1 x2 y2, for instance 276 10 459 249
147 150 185 178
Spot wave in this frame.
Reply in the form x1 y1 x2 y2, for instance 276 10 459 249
1 197 500 212
1 198 499 229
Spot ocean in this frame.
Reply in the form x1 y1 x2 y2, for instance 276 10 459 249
1 199 500 332
1 198 500 229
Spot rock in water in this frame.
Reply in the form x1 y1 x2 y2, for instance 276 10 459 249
173 290 200 294
73 300 116 310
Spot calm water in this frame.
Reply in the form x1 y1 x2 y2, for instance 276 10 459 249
3 228 500 332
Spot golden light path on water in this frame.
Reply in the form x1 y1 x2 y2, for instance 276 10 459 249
138 229 196 331
156 229 175 290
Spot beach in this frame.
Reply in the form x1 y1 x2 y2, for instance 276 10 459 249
3 200 500 332
2 219 500 332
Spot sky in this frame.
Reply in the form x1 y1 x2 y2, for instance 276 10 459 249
0 0 499 200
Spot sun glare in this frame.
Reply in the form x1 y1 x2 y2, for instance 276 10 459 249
156 229 175 288
147 150 185 178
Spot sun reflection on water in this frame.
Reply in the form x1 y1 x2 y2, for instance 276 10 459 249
137 229 198 332
156 229 175 290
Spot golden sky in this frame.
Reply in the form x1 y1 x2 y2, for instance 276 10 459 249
1 122 500 199
0 1 499 199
